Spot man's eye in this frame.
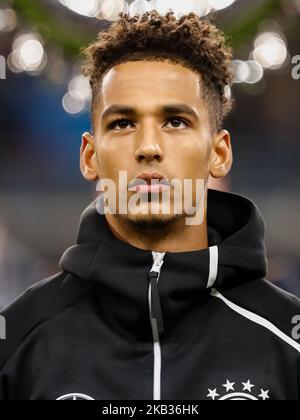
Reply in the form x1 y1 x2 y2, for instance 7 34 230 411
164 118 189 129
108 119 134 130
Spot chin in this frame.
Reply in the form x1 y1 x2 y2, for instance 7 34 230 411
125 212 180 229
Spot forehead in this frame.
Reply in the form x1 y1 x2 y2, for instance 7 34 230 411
99 60 204 109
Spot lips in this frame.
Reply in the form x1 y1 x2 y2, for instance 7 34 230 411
132 183 171 194
128 172 171 194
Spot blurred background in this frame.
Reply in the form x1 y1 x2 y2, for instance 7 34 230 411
0 0 299 309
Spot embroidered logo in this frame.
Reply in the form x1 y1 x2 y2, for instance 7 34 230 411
207 380 270 400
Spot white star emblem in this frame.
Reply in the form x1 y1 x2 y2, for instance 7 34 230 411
222 380 235 392
206 380 271 400
258 389 270 400
207 389 220 400
242 380 255 392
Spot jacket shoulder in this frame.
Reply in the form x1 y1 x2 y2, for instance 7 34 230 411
217 278 300 350
0 272 91 371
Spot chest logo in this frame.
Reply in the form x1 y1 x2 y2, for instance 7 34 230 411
56 393 95 400
207 380 270 400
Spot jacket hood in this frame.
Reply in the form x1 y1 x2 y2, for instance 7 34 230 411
59 189 268 338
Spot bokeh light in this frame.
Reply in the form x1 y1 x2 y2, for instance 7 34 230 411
62 91 86 114
129 0 153 17
209 0 237 11
148 0 212 17
58 0 102 17
0 8 17 32
8 33 47 74
253 32 288 69
233 60 264 84
100 0 129 20
68 75 91 101
57 0 239 19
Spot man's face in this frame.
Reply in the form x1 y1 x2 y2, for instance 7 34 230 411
87 60 221 227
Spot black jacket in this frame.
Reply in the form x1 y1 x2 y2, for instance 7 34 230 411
1 189 300 400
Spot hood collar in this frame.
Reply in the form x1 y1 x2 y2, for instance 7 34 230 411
60 189 268 339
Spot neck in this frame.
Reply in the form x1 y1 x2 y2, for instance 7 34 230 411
105 212 208 253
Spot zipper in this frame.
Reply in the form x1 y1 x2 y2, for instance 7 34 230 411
148 251 165 401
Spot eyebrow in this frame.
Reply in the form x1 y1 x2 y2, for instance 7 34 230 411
163 105 199 120
101 105 134 121
101 104 199 121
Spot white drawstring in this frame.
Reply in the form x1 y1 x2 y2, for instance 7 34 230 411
207 246 219 289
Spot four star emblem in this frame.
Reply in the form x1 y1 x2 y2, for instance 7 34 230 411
207 380 270 400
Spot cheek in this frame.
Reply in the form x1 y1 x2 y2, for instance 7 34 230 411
168 138 211 179
96 141 131 180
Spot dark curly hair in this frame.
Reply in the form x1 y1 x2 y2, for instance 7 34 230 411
82 10 234 133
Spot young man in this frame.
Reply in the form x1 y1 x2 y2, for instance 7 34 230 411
1 11 299 401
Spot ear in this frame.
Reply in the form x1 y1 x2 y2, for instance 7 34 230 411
80 132 99 181
209 130 233 179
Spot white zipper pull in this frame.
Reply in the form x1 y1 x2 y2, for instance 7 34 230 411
151 252 165 274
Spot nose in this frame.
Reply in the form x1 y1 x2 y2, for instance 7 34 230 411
134 124 164 163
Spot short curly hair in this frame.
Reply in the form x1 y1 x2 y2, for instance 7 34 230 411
82 10 234 133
